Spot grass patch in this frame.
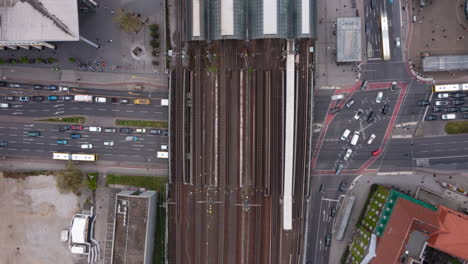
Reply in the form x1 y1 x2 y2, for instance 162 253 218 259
445 121 468 134
86 172 98 190
116 119 168 128
106 174 167 264
2 170 53 179
36 116 86 124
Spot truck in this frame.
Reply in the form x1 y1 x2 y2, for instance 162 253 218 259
157 151 168 158
160 99 169 106
74 95 93 102
133 98 151 105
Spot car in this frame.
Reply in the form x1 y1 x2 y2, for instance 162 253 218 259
59 125 71 132
125 136 138 142
461 106 468 112
343 148 353 161
360 81 368 90
367 134 376 144
433 106 442 112
56 139 68 145
350 131 360 146
161 144 168 150
372 149 382 156
437 93 449 99
435 100 449 106
330 207 337 218
370 0 376 9
441 113 456 120
19 96 30 102
0 81 6 87
89 126 102 132
382 104 390 114
133 98 151 105
365 22 371 37
425 115 438 121
452 93 465 98
446 107 459 112
367 111 374 123
329 107 341 114
51 67 60 71
0 141 8 147
27 131 40 137
353 109 363 120
319 184 325 193
120 127 132 134
395 37 401 48
391 82 397 91
111 97 119 103
104 140 114 146
376 92 383 103
69 133 81 139
10 83 21 88
104 128 116 133
59 86 69 92
81 144 93 149
120 99 129 104
71 125 83 130
63 95 73 101
0 103 10 109
335 164 344 175
452 99 465 105
331 93 345 101
47 96 58 101
95 97 107 103
341 129 351 141
463 114 468 119
339 181 346 192
418 100 430 106
325 234 332 247
135 128 147 133
150 129 161 135
162 130 169 136
47 85 58 91
345 99 355 108
32 96 44 102
5 96 14 101
33 84 42 90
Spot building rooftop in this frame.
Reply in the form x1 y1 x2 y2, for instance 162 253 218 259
336 17 362 62
422 55 468 72
0 0 79 42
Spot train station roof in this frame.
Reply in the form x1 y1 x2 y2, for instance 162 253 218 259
336 17 362 62
0 0 79 42
422 55 468 72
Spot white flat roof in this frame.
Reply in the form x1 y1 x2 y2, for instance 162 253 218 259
192 0 201 37
263 0 277 35
0 0 79 42
301 0 310 34
221 0 234 35
337 17 362 62
71 216 88 244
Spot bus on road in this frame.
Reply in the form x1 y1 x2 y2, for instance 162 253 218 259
380 14 391 61
53 153 97 161
432 83 468 93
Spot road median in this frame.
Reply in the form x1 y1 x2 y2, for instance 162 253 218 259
115 119 168 128
445 121 468 134
36 116 86 124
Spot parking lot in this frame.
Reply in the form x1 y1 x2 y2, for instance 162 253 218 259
0 82 168 164
421 91 468 122
314 86 401 171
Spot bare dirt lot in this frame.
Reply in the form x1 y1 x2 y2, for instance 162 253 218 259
0 174 80 264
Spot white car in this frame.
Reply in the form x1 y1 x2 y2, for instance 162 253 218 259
376 92 383 103
81 144 93 149
331 93 345 101
437 93 449 99
441 114 456 120
95 97 107 103
395 37 401 48
344 149 353 161
435 101 449 106
135 128 147 133
350 131 360 146
59 86 69 92
161 144 168 150
354 109 364 120
367 134 376 144
341 129 351 141
89 126 102 132
104 140 114 146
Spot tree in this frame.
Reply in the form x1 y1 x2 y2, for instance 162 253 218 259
113 8 142 33
55 161 83 194
149 24 159 32
47 57 56 63
19 57 29 64
150 39 160 48
35 58 44 64
69 57 77 63
0 58 5 64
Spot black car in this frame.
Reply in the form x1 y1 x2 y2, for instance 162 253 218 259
162 129 169 136
452 93 466 98
120 127 132 134
367 111 374 123
463 114 468 119
0 81 6 87
461 106 468 112
111 97 118 103
452 99 464 105
433 106 442 112
329 107 341 114
325 234 332 247
382 104 390 114
330 207 337 218
5 96 14 101
418 100 430 106
59 125 71 132
339 181 346 192
390 82 397 91
32 96 44 101
446 107 459 112
319 184 325 193
33 84 42 90
425 115 438 121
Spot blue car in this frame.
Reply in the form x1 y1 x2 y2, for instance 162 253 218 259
69 133 81 139
48 95 58 101
56 139 68 144
0 141 8 147
47 85 58 91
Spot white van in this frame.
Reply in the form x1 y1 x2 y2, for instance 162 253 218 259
441 114 456 120
89 126 101 132
95 97 107 103
341 129 351 141
350 131 360 146
0 103 10 109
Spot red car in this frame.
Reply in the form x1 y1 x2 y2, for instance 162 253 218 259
372 149 382 156
71 125 83 130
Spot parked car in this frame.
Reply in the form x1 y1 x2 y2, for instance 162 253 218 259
441 114 456 120
353 109 363 120
19 96 30 102
33 84 42 90
161 144 168 150
418 100 430 106
346 99 355 108
452 99 464 105
367 111 375 123
59 125 71 132
47 85 58 91
446 107 459 112
435 100 449 106
56 139 68 145
329 107 341 114
5 96 14 101
437 93 449 99
32 96 44 102
425 115 438 121
104 140 114 146
367 134 376 144
433 106 442 112
47 96 58 101
69 133 81 139
120 127 132 134
0 141 8 147
71 125 83 130
452 93 465 98
382 104 390 114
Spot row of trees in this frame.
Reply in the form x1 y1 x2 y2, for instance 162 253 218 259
149 24 160 66
0 57 56 64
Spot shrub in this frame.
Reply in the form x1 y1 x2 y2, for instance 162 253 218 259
55 161 83 194
152 50 159 57
150 39 160 48
47 57 56 63
19 57 29 63
149 24 159 32
69 57 77 63
86 172 98 190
